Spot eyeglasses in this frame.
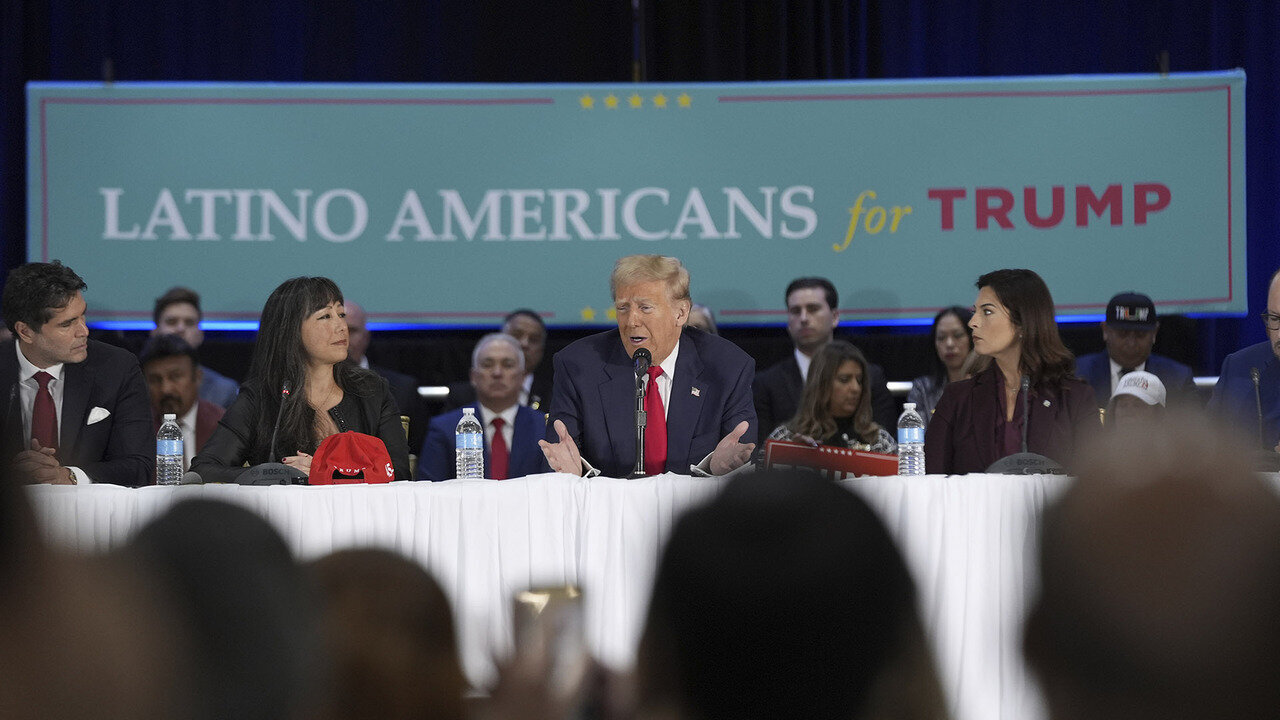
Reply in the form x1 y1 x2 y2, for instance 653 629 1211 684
1262 313 1280 330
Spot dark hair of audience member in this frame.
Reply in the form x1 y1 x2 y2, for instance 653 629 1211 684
784 276 838 311
635 468 948 720
788 340 882 444
153 286 202 325
1024 412 1280 720
974 268 1075 386
927 306 974 385
139 332 201 370
504 307 546 331
307 548 467 720
247 276 381 456
123 499 321 720
1 260 86 334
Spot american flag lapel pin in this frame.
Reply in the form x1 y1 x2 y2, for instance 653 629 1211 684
691 386 701 397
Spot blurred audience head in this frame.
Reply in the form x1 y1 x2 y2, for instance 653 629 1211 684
470 333 525 412
503 309 547 373
686 303 718 334
1024 412 1280 720
791 340 880 444
152 286 204 349
343 300 371 365
930 306 973 382
124 499 320 720
784 276 839 355
636 468 947 720
139 333 203 418
307 548 466 720
1106 370 1166 431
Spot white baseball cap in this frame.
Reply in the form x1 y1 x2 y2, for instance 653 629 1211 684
1109 370 1167 407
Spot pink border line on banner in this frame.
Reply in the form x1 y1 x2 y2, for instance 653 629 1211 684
718 83 1236 314
37 95 555 262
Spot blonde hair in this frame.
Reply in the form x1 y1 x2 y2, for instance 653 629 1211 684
611 255 691 303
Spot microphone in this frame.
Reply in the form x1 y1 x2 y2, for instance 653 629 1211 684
1251 367 1263 447
629 348 652 478
238 381 308 486
1248 368 1280 471
179 470 203 485
986 375 1066 475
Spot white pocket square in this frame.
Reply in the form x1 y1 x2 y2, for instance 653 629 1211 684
86 407 111 425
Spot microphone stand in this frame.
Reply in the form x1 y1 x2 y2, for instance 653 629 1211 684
629 368 648 479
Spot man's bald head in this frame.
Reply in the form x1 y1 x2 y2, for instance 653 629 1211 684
343 301 369 365
1025 414 1280 720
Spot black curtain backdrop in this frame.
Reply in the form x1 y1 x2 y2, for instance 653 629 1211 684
3 0 1277 374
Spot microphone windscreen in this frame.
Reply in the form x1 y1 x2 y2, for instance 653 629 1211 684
180 471 203 485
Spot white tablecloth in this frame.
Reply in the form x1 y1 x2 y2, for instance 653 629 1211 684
27 472 1069 720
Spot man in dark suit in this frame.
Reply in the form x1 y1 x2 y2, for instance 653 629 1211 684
540 255 756 478
417 333 550 481
446 309 554 412
753 277 896 445
1075 291 1197 409
139 334 224 470
344 300 426 452
152 286 240 408
1208 269 1280 453
1 261 152 486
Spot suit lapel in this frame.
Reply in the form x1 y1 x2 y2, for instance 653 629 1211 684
666 338 705 471
597 342 637 471
784 356 803 396
60 357 90 456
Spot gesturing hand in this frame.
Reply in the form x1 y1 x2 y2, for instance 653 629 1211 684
710 420 755 476
538 420 583 475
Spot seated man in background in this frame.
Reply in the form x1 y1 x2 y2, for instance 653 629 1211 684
1075 291 1196 408
2 261 152 486
448 309 553 411
686 303 718 334
139 334 224 471
418 333 550 481
1209 268 1280 454
752 277 895 446
1024 413 1280 720
541 255 756 478
344 300 425 452
152 286 239 408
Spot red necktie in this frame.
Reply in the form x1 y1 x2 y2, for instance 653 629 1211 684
32 371 58 450
490 416 509 480
645 366 667 475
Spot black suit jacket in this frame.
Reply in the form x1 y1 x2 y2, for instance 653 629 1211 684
1 339 153 486
751 354 897 446
370 363 426 452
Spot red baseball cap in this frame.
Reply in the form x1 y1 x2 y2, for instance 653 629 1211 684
309 432 395 485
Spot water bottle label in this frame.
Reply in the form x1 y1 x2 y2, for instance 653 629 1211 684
156 439 183 455
456 433 482 450
897 427 923 445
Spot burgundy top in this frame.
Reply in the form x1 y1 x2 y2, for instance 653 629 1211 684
993 370 1026 458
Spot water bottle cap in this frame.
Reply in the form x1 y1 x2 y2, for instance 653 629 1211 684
162 413 177 421
462 407 475 415
903 403 915 410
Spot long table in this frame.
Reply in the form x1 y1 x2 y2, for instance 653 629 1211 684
28 473 1067 720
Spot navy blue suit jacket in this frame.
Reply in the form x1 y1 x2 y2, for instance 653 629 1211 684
1208 340 1280 450
0 339 153 486
1074 351 1197 408
416 403 550 481
546 328 756 478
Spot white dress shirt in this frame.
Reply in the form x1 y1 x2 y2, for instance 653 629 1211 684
14 343 88 484
177 402 199 471
795 347 813 381
477 402 518 450
1109 357 1147 395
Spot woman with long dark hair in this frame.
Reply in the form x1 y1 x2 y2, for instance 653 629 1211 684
192 277 410 482
907 306 973 425
765 340 896 453
925 269 1097 474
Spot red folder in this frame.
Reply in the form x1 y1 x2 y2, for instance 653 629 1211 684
762 439 899 479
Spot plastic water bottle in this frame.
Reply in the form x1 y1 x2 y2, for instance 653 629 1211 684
156 413 184 485
455 407 484 479
896 402 926 476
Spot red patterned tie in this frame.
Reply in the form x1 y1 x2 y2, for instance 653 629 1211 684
490 417 509 480
32 371 58 450
645 366 667 475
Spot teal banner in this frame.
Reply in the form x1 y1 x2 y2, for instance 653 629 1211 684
28 72 1245 326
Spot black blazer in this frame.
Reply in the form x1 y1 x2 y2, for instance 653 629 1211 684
191 375 411 483
751 354 897 446
0 339 153 486
925 366 1099 475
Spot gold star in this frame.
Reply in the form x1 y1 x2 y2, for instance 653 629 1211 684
606 308 617 321
579 94 595 109
677 93 692 108
581 307 597 321
603 94 619 109
653 93 668 108
628 93 644 108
